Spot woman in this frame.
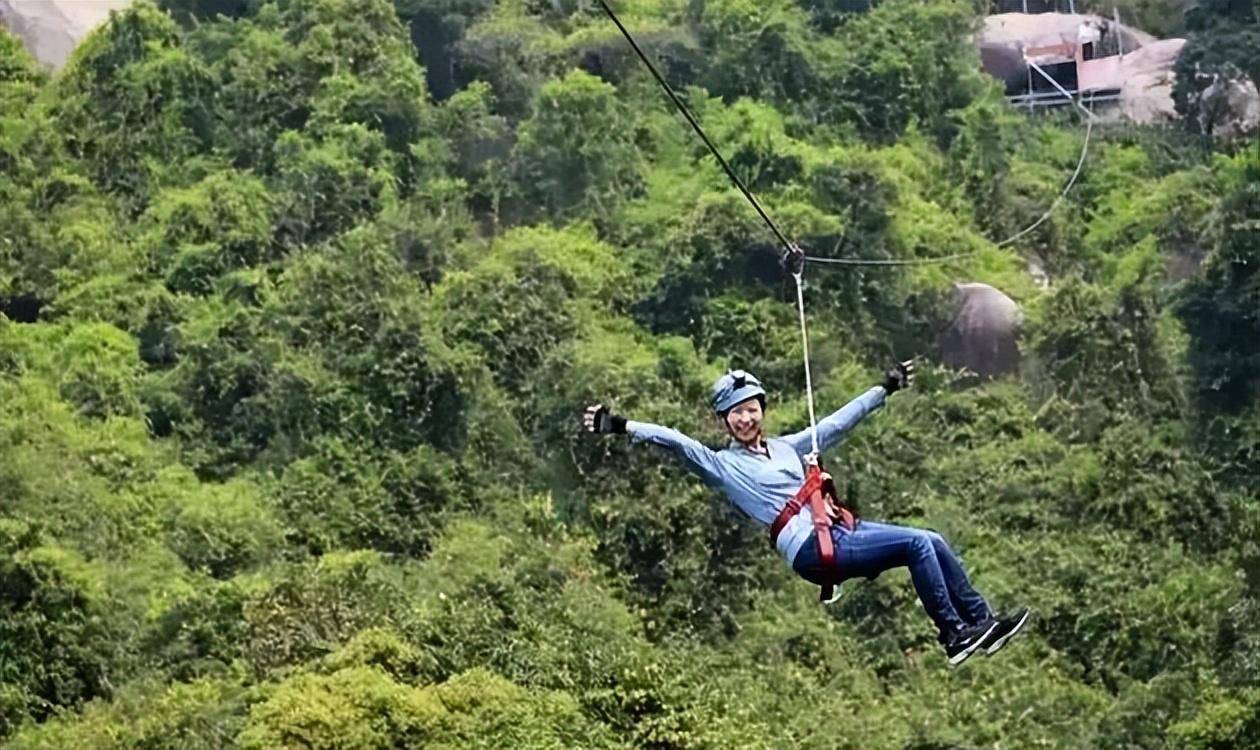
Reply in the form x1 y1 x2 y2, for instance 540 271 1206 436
584 363 1028 666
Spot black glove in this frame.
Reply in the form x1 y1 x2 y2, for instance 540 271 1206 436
881 359 915 394
583 404 627 434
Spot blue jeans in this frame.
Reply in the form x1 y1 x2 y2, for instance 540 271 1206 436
792 521 991 635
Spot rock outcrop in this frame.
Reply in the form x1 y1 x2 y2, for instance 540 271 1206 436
980 12 1156 54
977 11 1258 133
1115 38 1187 124
0 0 132 70
939 283 1022 379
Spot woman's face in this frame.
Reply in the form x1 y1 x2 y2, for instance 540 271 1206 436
724 398 764 445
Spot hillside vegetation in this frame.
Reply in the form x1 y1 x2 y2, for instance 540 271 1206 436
1 0 1257 747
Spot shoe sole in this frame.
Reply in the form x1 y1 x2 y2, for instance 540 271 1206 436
948 620 999 667
984 609 1030 656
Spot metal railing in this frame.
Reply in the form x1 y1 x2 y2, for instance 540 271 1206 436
990 0 1080 13
1006 88 1122 109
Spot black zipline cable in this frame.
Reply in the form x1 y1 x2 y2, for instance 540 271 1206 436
598 0 1084 271
593 0 799 263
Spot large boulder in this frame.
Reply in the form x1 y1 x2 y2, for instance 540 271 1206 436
1117 38 1188 124
979 12 1156 54
0 0 133 70
939 283 1022 379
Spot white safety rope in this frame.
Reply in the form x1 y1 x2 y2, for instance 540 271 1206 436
792 267 819 462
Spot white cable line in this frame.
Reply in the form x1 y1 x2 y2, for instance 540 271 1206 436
994 98 1095 248
805 96 1096 265
805 251 983 266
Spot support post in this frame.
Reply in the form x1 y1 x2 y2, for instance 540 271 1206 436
1113 7 1125 58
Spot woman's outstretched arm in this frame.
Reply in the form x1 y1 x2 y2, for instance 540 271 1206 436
584 404 724 487
780 360 915 456
780 387 886 455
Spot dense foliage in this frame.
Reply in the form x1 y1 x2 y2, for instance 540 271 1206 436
1 0 1257 747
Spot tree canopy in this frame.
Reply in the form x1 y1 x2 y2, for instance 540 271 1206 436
1 0 1257 747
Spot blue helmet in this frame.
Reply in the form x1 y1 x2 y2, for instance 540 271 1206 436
711 370 766 415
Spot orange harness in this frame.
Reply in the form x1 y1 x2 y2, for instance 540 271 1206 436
769 463 855 602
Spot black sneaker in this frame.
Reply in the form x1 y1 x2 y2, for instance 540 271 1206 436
979 608 1030 656
943 620 999 666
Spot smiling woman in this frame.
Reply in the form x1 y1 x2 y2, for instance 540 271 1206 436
585 362 1030 667
723 396 765 449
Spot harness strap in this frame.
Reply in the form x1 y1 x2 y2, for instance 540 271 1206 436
769 466 819 542
810 481 836 602
770 464 854 602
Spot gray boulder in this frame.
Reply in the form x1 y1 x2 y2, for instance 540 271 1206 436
939 283 1022 379
0 0 132 70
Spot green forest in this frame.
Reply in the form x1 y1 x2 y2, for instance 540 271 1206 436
1 0 1257 747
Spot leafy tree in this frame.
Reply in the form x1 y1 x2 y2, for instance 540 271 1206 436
237 666 622 749
7 677 250 750
1169 687 1260 750
0 27 43 111
507 69 645 223
633 189 783 336
818 0 987 144
435 225 628 399
394 0 496 100
1 85 120 319
951 85 1022 230
45 2 215 211
271 125 397 248
0 522 114 731
795 0 874 33
270 439 465 557
259 229 476 457
690 0 819 106
432 81 512 210
138 169 276 296
1178 148 1260 471
192 0 436 180
696 97 806 192
1028 277 1182 432
240 551 413 674
164 478 282 578
160 0 261 23
454 3 566 119
55 323 145 419
1179 149 1260 412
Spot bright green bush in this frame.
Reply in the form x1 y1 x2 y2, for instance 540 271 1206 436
164 478 283 578
139 170 276 295
1170 687 1260 750
46 3 215 210
6 677 250 750
237 666 622 749
55 323 144 418
270 439 464 557
0 522 114 730
240 550 412 673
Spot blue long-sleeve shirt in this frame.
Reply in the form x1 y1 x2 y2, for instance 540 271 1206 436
626 386 887 566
